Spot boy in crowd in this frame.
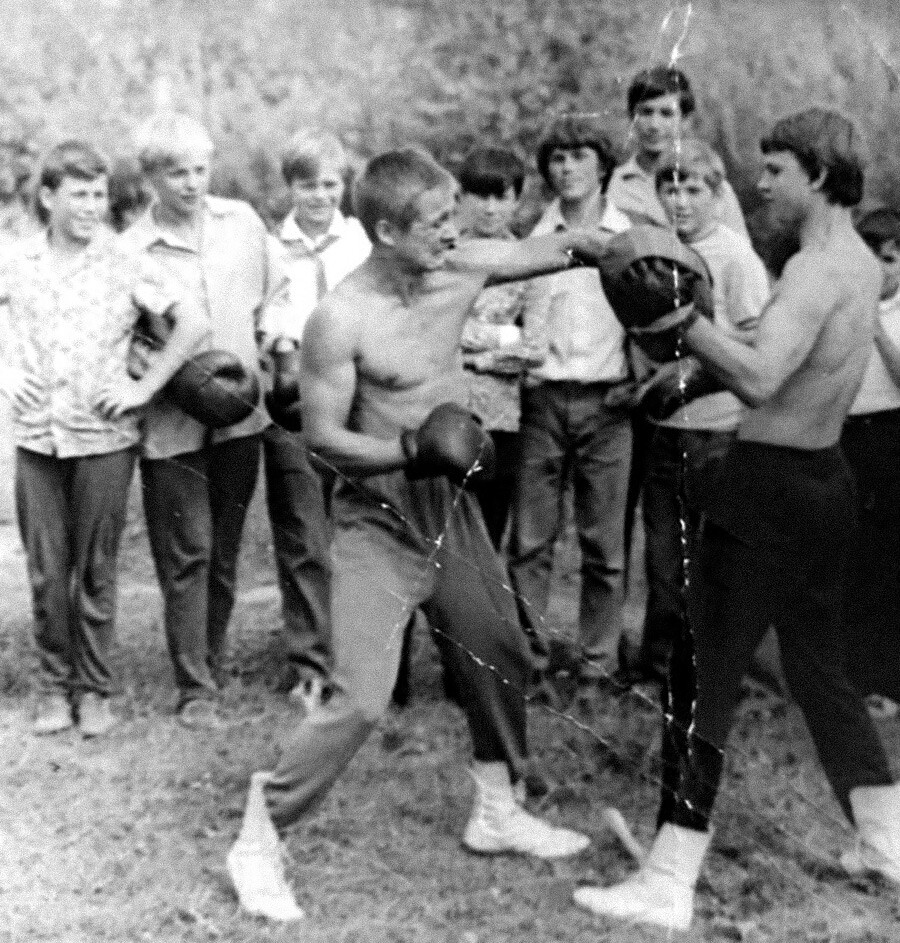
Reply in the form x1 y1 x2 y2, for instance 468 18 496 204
260 130 370 711
458 145 545 548
841 207 900 717
576 108 900 931
129 113 291 727
226 148 614 921
637 140 769 682
0 141 201 736
508 115 632 688
607 66 749 622
607 65 747 236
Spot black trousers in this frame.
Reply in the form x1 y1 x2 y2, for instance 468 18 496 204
660 442 894 830
840 409 900 698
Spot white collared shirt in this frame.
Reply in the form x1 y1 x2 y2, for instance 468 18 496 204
265 211 371 343
524 193 631 383
850 288 900 416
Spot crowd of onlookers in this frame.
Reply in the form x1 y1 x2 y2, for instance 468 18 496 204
1 62 898 741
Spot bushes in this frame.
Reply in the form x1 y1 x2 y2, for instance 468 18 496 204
1 0 898 223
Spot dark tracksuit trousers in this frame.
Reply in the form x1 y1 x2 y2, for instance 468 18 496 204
660 441 894 831
140 434 261 704
262 424 332 679
264 471 531 829
17 446 136 697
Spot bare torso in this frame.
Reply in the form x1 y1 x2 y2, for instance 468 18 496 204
739 226 880 449
328 259 487 437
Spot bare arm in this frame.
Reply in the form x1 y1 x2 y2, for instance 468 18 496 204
299 302 406 477
684 252 833 407
449 231 605 286
874 319 900 387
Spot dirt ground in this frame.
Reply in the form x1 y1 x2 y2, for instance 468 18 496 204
1 479 899 943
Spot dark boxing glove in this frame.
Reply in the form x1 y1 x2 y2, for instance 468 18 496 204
166 349 260 429
599 225 714 362
640 357 726 422
401 403 495 485
265 338 304 432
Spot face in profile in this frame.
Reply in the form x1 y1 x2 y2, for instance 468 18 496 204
632 93 684 159
41 174 108 246
150 149 211 220
872 240 900 301
289 161 346 236
757 150 815 235
382 185 459 273
459 186 517 239
658 173 719 243
546 146 601 203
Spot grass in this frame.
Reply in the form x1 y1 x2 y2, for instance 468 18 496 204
1 478 899 942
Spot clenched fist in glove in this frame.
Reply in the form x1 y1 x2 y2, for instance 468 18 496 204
401 403 495 485
264 337 304 432
599 225 714 362
639 357 726 422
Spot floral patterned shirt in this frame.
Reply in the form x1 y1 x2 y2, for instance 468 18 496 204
0 229 176 458
461 236 547 431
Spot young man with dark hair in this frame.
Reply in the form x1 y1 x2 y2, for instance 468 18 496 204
607 65 747 236
576 107 900 931
225 146 614 922
0 140 201 737
841 206 900 717
260 130 371 712
457 145 545 547
508 115 633 689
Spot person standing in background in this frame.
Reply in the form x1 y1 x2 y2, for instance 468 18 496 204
260 130 370 712
457 145 545 549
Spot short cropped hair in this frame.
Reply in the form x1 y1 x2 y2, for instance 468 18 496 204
761 108 865 208
627 66 696 118
281 130 351 185
35 140 108 224
0 141 36 190
535 115 616 191
107 157 152 232
856 207 900 252
655 139 725 194
353 148 455 243
134 113 214 175
458 147 526 200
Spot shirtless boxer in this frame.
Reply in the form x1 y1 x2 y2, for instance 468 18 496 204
226 148 610 921
575 108 900 930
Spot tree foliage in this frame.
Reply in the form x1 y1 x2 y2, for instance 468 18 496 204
1 0 899 224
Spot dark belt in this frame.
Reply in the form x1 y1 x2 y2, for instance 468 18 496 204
844 407 900 428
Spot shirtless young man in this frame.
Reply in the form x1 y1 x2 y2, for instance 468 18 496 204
575 108 900 931
226 148 610 921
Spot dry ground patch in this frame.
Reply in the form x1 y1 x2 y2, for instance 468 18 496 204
0 481 898 942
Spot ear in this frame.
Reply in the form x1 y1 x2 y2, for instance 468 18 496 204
809 167 828 193
37 185 56 219
374 218 397 248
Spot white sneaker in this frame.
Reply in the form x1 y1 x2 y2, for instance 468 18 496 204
462 762 589 860
226 772 304 922
842 784 900 885
574 822 711 932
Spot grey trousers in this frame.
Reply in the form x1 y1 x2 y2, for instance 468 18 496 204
17 446 136 697
264 476 531 830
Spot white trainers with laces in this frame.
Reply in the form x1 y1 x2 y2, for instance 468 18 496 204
226 771 304 922
462 762 589 859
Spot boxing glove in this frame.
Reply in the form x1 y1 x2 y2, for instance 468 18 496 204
640 357 726 422
265 338 304 432
166 349 260 429
401 403 495 485
599 226 715 362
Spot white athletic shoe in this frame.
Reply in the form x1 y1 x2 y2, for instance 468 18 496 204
841 783 900 885
226 771 304 922
462 762 589 859
287 672 326 715
574 822 711 932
